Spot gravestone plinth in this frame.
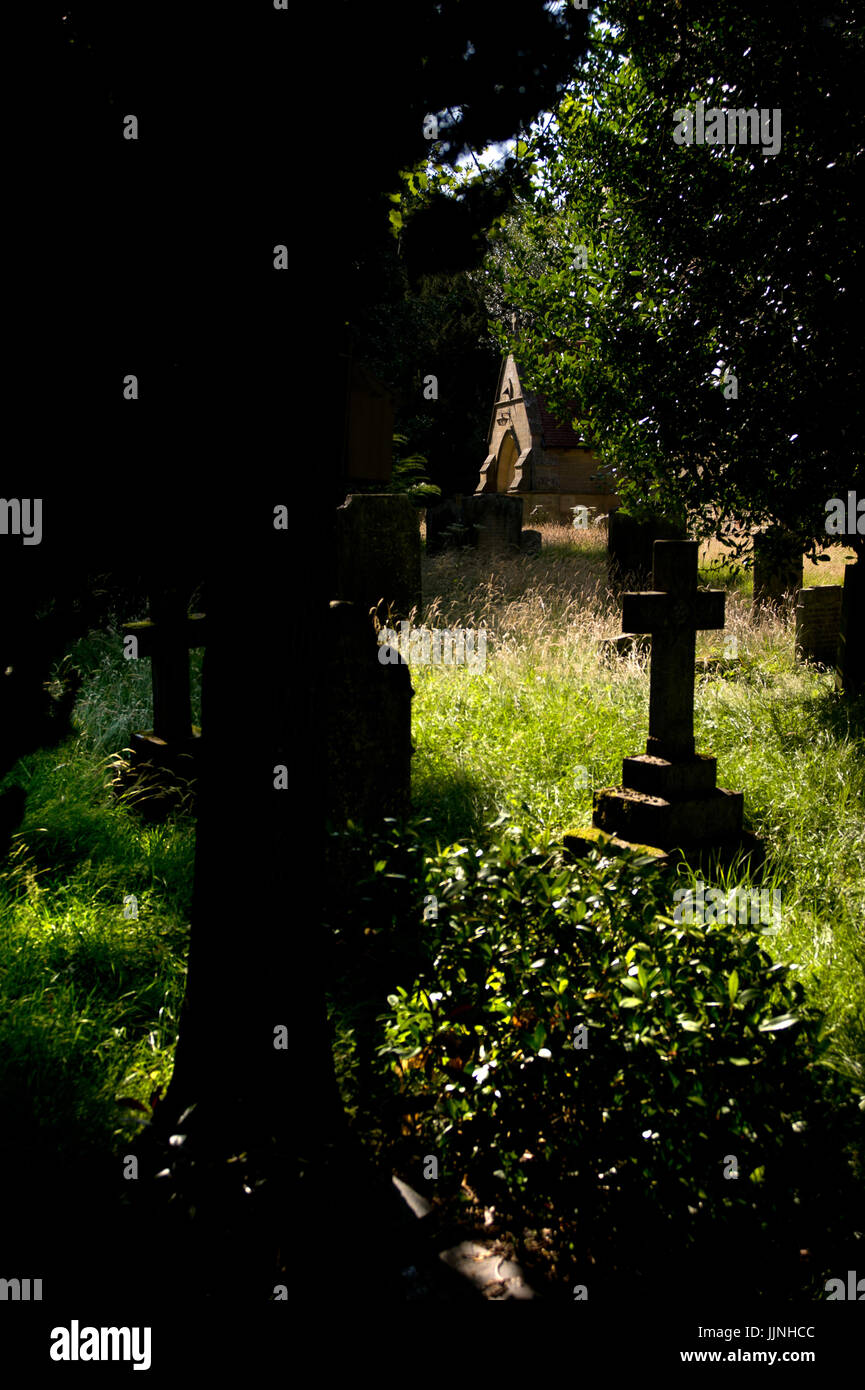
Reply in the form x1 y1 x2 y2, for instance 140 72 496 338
621 752 718 798
795 587 843 666
571 541 759 869
322 600 413 829
593 783 745 845
124 730 201 819
334 493 422 623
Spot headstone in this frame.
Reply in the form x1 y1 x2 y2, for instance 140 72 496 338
607 509 685 585
334 493 422 623
520 529 542 554
795 587 843 666
570 541 759 867
836 558 864 695
471 495 523 554
426 494 523 555
322 600 413 829
121 590 206 816
752 528 802 608
424 497 470 554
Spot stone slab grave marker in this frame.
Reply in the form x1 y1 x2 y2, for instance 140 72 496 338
333 493 422 623
836 556 864 694
607 508 685 587
568 541 761 869
426 494 523 555
795 586 843 666
121 588 206 816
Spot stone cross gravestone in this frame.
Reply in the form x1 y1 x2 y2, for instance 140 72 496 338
121 589 206 814
573 541 758 866
620 541 726 762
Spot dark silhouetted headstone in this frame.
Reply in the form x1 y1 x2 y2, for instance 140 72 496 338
121 590 206 815
795 586 843 666
334 493 422 623
322 600 413 829
607 509 685 586
836 558 864 695
426 494 523 555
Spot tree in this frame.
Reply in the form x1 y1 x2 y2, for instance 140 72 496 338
42 1 595 1301
475 1 865 559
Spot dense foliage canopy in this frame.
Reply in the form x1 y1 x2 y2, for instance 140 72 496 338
464 2 865 554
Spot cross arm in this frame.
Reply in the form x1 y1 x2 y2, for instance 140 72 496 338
122 613 208 657
620 588 726 634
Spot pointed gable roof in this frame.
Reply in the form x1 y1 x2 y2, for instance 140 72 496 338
487 352 585 450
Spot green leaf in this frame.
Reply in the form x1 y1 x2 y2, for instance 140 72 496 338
727 970 739 1003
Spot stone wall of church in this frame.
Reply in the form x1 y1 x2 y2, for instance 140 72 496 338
552 448 615 496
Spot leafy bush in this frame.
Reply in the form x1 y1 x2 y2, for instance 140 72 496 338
375 820 862 1295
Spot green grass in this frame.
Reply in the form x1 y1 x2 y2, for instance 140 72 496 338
0 629 199 1167
2 540 862 1253
410 527 865 1085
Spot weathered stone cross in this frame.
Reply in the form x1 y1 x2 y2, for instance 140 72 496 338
621 540 725 761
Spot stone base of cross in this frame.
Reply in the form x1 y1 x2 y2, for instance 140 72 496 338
116 730 202 822
581 541 757 864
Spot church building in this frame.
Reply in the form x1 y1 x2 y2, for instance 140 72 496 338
475 352 618 522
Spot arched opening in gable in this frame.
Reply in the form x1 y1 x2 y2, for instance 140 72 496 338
496 430 519 492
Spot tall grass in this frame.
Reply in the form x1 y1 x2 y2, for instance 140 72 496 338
411 524 865 1081
0 630 199 1169
1 542 861 1202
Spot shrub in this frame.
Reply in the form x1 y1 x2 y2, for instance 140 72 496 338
376 821 862 1296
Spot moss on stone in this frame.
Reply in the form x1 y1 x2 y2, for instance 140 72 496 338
562 826 668 858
